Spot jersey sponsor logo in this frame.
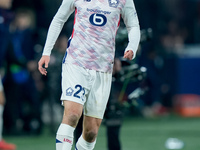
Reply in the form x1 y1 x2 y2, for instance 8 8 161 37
87 8 111 15
89 14 107 26
66 87 74 96
108 0 119 8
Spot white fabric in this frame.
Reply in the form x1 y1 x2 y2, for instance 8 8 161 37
60 62 112 119
76 135 96 150
42 0 140 73
57 123 75 136
56 123 75 150
42 0 74 56
122 0 140 59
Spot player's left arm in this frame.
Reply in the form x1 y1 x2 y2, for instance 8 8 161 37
121 0 140 60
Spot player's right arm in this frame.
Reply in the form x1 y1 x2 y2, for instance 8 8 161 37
38 0 75 75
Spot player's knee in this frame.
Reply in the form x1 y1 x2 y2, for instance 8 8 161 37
64 113 80 127
84 128 98 142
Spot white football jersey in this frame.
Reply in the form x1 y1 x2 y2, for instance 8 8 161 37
42 0 140 73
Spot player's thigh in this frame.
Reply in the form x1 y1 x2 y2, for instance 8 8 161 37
61 62 90 126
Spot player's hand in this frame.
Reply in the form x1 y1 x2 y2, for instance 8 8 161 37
123 50 133 61
38 55 50 76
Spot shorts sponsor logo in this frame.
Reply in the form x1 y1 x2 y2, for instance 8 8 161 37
108 0 119 8
66 87 74 96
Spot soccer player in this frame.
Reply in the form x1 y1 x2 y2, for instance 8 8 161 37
38 0 140 149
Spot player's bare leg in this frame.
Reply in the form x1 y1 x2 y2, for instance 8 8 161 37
75 116 102 150
56 100 83 150
62 101 83 127
83 116 101 142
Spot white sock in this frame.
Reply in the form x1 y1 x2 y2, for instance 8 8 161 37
0 105 4 141
56 123 75 150
75 135 96 150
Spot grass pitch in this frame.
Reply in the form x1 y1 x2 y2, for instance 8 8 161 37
4 116 200 150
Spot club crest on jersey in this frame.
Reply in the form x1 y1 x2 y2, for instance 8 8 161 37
66 87 74 96
108 0 119 8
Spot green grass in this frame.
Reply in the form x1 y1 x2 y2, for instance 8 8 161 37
4 116 200 150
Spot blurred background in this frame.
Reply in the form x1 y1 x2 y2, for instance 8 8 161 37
0 0 200 150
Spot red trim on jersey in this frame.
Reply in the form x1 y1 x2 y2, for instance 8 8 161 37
71 8 77 38
117 15 121 27
115 15 121 36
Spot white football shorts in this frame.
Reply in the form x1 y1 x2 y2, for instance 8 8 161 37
60 62 112 119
